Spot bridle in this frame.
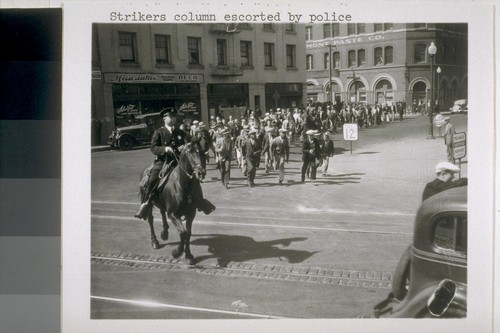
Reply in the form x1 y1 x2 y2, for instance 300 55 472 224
174 143 203 180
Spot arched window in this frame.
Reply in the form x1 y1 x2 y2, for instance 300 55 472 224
306 54 314 70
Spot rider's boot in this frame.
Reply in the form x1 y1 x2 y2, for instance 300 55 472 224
134 199 151 220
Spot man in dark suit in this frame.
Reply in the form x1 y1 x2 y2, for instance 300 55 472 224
443 117 456 163
245 129 261 187
301 130 322 182
215 128 233 189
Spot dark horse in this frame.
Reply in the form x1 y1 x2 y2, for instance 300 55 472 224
139 141 209 265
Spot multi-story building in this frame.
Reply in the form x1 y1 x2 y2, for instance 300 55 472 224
91 23 306 144
305 23 467 109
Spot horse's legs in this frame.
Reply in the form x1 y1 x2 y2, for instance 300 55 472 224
147 213 160 249
160 210 169 241
183 210 196 265
169 212 187 259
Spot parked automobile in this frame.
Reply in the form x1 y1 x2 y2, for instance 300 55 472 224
450 99 468 113
108 112 163 150
372 185 467 318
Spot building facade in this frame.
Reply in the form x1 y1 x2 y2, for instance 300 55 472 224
305 23 467 109
92 23 307 144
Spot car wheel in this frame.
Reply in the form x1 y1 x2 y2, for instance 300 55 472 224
392 246 411 300
119 136 134 150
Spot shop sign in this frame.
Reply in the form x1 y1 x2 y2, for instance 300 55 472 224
104 73 204 84
452 132 466 159
307 34 385 49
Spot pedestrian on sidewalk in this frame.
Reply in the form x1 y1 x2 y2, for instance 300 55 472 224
271 128 290 185
422 162 467 201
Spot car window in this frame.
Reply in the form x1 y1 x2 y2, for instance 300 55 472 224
433 215 467 256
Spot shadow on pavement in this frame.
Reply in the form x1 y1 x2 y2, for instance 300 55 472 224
187 234 319 267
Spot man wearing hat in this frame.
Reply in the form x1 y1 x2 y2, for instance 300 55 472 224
301 129 321 182
194 121 211 177
245 129 261 187
443 116 456 163
135 109 193 219
422 162 467 201
320 131 335 176
271 128 290 184
215 127 233 189
262 126 276 173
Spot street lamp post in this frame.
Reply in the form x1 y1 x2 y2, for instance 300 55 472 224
436 66 441 112
329 44 333 104
427 42 437 139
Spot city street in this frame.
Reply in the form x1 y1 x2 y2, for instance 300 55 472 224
91 113 467 319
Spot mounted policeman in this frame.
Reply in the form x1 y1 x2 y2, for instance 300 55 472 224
134 108 214 220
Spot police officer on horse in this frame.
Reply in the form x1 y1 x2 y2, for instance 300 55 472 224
134 109 213 220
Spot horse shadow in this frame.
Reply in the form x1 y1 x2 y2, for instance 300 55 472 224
187 234 318 267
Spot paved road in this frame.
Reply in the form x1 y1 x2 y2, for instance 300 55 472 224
91 114 467 319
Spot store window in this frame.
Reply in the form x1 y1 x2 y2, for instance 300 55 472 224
286 45 296 68
217 39 227 66
349 81 366 103
264 42 275 67
414 43 427 63
188 37 201 65
155 34 171 65
306 54 314 71
119 31 137 63
240 41 252 66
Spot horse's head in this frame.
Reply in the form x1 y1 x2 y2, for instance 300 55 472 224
180 141 204 180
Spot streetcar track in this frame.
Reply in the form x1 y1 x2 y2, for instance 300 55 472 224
91 252 393 290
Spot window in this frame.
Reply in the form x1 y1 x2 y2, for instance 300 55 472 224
305 26 313 41
155 34 171 64
264 42 275 67
306 54 314 70
384 23 394 31
119 32 137 63
357 49 366 67
414 43 427 63
333 51 340 68
285 23 295 32
434 215 467 256
188 37 201 65
357 23 366 34
217 39 227 66
323 23 331 38
347 23 356 35
324 52 330 70
263 23 274 31
384 46 393 64
348 50 356 67
374 47 383 65
240 41 252 66
374 23 383 32
332 23 339 37
286 44 296 68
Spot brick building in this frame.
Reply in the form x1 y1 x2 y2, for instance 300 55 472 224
305 23 467 109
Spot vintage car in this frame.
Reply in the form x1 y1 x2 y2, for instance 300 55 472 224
449 99 468 113
108 112 163 150
373 185 467 318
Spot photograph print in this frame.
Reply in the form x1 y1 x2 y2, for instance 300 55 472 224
90 22 468 319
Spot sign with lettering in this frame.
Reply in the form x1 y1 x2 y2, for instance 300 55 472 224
104 73 204 84
452 132 466 159
307 34 385 49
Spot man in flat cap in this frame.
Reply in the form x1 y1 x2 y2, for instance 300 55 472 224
215 127 233 189
422 162 467 201
301 129 321 182
245 129 261 187
271 128 290 185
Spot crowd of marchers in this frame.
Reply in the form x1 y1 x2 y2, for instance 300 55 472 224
183 100 409 188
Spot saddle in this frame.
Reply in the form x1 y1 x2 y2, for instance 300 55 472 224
139 161 174 193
